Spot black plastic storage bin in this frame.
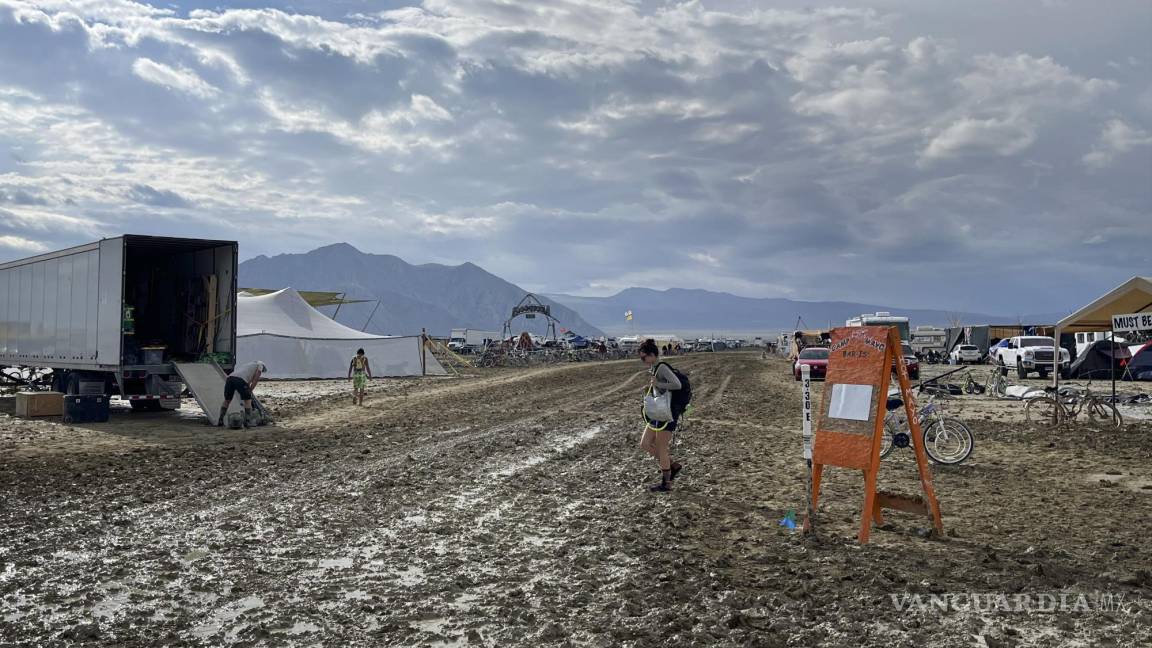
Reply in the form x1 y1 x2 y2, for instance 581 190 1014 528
63 395 110 424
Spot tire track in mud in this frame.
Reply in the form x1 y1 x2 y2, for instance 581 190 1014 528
708 373 734 408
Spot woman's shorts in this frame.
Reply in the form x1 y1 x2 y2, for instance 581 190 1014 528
645 416 677 432
353 372 368 391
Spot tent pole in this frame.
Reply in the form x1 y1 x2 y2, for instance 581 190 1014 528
421 328 427 376
361 300 381 332
333 293 345 321
1052 325 1061 394
1111 324 1117 424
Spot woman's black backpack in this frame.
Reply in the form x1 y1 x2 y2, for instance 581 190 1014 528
656 362 693 418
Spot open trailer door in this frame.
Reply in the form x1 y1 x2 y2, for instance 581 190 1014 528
173 361 267 426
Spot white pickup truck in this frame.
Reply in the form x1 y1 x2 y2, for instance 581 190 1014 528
992 336 1070 379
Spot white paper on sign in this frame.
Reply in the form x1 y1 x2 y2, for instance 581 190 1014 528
828 384 873 421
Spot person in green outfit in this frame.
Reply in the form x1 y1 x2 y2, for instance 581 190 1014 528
348 348 372 405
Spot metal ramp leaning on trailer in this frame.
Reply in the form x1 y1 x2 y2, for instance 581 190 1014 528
173 362 268 426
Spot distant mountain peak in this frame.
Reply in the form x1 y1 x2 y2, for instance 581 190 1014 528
238 245 604 337
312 242 364 255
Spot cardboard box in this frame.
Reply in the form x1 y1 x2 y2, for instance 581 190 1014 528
15 391 64 417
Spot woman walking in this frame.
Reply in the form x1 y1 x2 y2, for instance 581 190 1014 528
638 338 684 492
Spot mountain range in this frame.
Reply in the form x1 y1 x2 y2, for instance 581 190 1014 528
239 243 1068 340
545 288 1068 337
238 244 604 338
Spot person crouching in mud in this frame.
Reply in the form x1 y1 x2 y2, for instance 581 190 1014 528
638 338 683 492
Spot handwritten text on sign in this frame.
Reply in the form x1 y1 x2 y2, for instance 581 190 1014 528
1112 312 1152 333
801 364 812 460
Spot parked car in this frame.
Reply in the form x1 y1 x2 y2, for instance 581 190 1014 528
991 336 1070 379
949 344 982 364
794 347 829 381
901 342 920 380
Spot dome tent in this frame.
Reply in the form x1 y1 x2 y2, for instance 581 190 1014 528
237 288 444 379
1068 339 1131 380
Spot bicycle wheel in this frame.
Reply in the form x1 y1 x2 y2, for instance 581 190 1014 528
880 416 898 459
992 377 1006 399
1025 396 1062 427
922 419 974 465
1085 400 1123 428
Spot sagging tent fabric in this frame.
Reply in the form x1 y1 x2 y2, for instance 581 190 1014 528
237 288 445 379
1068 340 1131 380
944 326 992 355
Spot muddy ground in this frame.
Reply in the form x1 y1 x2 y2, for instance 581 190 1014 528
1 352 1150 647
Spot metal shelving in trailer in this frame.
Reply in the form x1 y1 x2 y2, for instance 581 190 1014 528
0 235 238 411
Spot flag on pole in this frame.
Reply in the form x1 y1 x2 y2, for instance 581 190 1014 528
625 310 633 321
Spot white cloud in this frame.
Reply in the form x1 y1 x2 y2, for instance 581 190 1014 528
0 233 47 252
688 252 720 267
1082 119 1152 169
258 91 457 156
131 57 219 98
921 116 1036 162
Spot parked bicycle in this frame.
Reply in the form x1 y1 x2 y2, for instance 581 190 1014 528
962 371 986 395
982 367 1009 399
1024 380 1123 428
880 393 974 464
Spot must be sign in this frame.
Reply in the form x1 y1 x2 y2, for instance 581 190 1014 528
1112 312 1152 333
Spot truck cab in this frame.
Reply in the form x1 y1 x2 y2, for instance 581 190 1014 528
992 335 1070 379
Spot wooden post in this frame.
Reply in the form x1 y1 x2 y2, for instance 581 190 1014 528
891 327 944 537
1111 324 1117 422
809 326 943 543
420 328 427 376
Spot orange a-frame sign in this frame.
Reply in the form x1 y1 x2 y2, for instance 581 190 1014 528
805 326 943 543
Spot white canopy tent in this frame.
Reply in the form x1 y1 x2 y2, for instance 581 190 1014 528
1051 276 1152 407
237 288 445 379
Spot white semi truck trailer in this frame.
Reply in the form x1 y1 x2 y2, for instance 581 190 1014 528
0 235 238 411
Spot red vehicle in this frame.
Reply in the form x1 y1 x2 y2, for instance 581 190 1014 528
794 347 829 381
899 342 920 380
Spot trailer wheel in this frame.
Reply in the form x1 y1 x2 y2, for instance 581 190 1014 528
63 373 80 395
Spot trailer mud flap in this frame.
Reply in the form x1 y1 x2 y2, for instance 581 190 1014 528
173 362 265 426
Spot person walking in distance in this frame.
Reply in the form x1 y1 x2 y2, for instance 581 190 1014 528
638 339 685 492
218 361 266 428
348 348 372 405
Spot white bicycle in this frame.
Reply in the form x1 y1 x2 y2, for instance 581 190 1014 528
880 394 974 465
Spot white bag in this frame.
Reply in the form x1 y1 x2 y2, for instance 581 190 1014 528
644 389 674 422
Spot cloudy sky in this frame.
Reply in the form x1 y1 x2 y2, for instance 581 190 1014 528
0 0 1148 315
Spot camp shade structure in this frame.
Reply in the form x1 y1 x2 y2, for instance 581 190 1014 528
238 288 370 308
1051 276 1152 405
236 287 445 379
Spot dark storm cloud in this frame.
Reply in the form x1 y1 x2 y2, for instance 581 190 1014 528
0 0 1147 315
126 184 193 208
